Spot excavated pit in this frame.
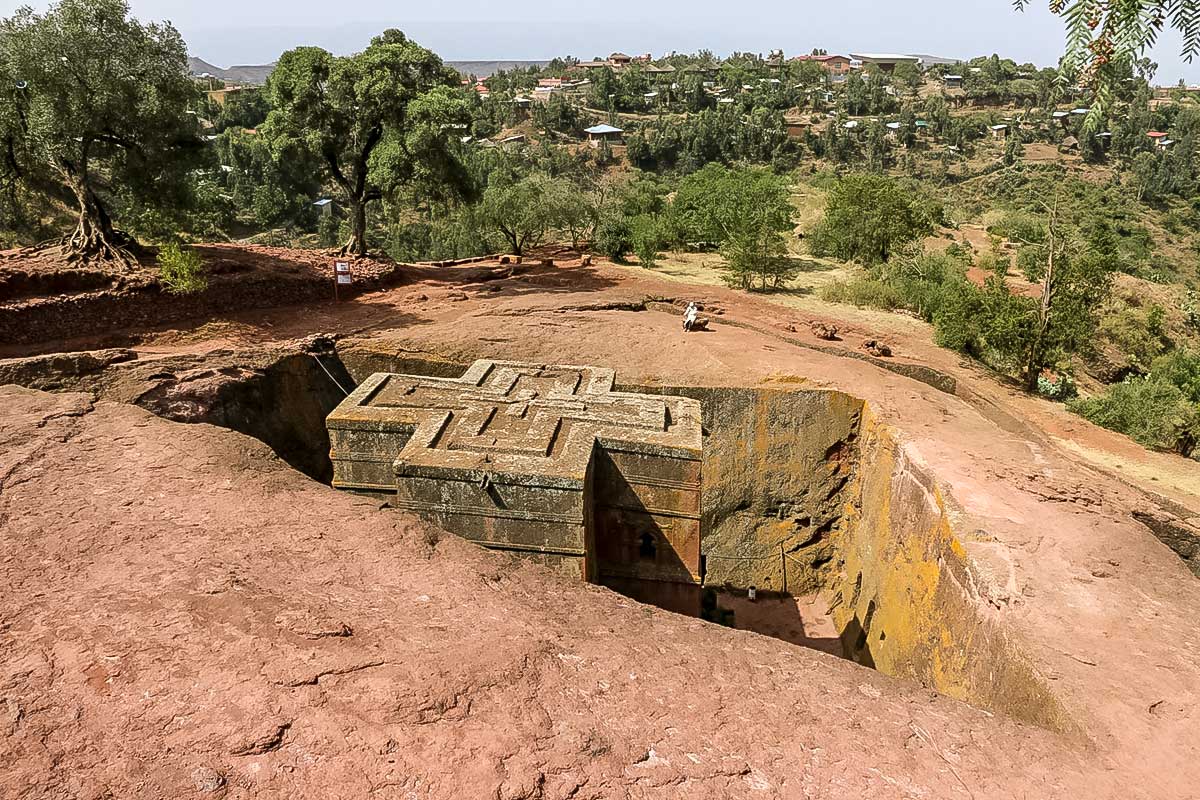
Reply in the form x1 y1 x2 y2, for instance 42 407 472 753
305 350 1067 730
0 344 1068 732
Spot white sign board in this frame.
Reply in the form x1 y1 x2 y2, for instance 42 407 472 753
335 261 351 274
337 274 352 285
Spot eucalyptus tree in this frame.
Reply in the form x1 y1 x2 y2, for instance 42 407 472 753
0 0 202 267
262 30 468 257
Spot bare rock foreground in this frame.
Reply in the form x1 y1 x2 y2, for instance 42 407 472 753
3 249 1200 798
0 386 1101 798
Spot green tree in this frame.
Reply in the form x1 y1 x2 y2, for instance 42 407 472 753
216 129 320 230
0 0 203 267
1018 205 1117 390
808 173 939 264
672 164 796 291
1004 131 1024 166
1131 150 1161 202
214 89 270 133
480 173 581 255
892 61 924 96
261 30 464 257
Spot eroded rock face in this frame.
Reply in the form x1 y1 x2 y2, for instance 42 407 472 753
4 340 1200 798
0 386 1111 798
0 347 136 391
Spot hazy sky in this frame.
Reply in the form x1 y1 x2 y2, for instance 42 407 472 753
4 0 1200 84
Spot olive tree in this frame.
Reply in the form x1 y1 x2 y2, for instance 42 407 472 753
0 0 202 267
261 30 466 257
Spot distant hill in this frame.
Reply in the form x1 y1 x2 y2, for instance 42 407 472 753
446 60 547 78
189 57 275 85
188 56 547 85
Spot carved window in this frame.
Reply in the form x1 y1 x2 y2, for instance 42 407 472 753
638 531 657 561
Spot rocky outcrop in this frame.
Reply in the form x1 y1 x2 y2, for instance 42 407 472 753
0 385 1114 798
0 348 136 390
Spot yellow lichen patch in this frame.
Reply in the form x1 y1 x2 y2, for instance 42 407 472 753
830 404 1075 733
759 373 810 386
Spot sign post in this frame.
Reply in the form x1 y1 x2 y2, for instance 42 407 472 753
334 261 352 301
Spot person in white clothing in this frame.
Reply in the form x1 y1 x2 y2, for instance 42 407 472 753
683 302 699 332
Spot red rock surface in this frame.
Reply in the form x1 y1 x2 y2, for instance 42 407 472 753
1 387 1107 798
3 247 1200 798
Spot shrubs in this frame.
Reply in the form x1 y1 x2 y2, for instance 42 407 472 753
157 242 207 294
1069 378 1199 456
1037 371 1077 399
592 211 633 261
630 215 664 268
1095 306 1169 373
819 250 971 323
819 278 903 310
1069 349 1200 457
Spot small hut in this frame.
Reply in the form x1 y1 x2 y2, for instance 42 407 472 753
584 123 624 147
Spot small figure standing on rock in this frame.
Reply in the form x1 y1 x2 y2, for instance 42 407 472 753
683 302 699 332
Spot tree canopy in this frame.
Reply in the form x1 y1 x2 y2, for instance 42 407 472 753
0 0 203 267
808 174 939 265
261 30 468 257
672 164 797 290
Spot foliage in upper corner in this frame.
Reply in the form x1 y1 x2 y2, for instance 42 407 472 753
1017 0 1200 125
158 241 208 295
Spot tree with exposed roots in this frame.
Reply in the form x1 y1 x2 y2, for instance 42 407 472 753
0 0 202 269
262 30 468 258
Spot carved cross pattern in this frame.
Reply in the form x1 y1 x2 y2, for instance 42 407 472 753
331 361 700 483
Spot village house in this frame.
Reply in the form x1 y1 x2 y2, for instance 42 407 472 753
1149 131 1174 149
584 123 624 147
572 52 657 73
785 119 810 139
791 54 853 82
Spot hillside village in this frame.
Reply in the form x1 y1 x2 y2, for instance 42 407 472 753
172 43 1200 461
6 3 1200 798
